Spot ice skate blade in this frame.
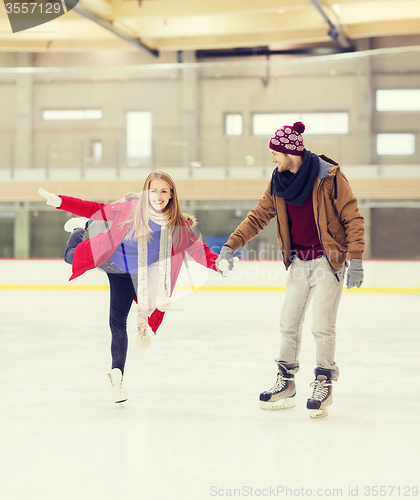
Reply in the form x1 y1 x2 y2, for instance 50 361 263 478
309 408 329 419
260 397 296 410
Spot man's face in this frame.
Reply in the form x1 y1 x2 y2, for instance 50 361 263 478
270 150 292 173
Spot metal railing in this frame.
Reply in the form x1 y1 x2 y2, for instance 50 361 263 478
2 137 420 180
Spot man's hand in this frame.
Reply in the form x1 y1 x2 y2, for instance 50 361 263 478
38 188 62 208
346 259 364 289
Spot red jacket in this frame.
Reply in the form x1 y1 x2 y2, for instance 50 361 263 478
59 195 218 333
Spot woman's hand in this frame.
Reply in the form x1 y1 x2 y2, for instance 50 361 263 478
216 246 239 277
38 188 62 208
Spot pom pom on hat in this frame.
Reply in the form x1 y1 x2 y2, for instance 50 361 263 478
293 121 305 134
269 121 305 156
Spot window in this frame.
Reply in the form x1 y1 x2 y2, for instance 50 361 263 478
126 111 152 159
90 140 103 163
42 110 102 120
376 90 420 112
300 113 349 134
253 114 299 136
377 134 415 156
225 114 243 136
252 112 348 135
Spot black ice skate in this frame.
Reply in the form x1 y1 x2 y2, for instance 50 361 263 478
259 366 296 410
307 369 332 419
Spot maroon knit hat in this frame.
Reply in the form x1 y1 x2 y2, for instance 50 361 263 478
269 121 305 156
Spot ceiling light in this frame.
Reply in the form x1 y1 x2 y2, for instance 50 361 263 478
332 4 341 17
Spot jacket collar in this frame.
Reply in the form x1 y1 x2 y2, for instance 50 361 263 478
318 154 340 179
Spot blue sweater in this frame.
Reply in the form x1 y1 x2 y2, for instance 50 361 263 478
110 220 161 273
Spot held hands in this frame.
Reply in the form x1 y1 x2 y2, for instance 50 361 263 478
346 259 364 289
216 245 239 277
38 188 62 208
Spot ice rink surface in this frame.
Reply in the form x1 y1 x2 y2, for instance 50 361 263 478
1 287 419 500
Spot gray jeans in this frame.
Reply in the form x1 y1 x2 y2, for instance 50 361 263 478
276 256 346 381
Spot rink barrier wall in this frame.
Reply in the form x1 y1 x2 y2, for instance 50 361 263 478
0 259 419 293
2 178 420 202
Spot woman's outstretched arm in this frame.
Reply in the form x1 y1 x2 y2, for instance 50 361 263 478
39 188 108 219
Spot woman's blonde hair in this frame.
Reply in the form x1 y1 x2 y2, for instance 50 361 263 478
123 171 189 244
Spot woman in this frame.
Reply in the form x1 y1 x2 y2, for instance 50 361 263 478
39 172 219 405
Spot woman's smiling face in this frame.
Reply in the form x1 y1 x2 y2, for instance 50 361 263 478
149 179 172 212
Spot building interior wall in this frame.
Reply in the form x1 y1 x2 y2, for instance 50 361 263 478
0 36 420 259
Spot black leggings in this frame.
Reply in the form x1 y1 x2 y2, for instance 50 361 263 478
106 270 137 374
64 229 137 374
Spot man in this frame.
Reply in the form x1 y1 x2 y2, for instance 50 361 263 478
216 121 364 419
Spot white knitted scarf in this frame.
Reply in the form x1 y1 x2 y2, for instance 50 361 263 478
136 209 172 349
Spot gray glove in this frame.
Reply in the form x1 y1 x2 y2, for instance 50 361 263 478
346 259 364 289
216 245 234 277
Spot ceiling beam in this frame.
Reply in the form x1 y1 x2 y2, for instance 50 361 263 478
196 46 354 59
111 0 312 18
110 0 396 18
340 0 420 24
79 0 113 19
1 0 420 54
72 3 159 56
117 10 326 39
146 28 332 52
309 0 352 47
0 39 133 52
347 18 420 39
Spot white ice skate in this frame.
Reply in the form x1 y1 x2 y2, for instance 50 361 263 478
108 368 128 406
64 217 91 233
